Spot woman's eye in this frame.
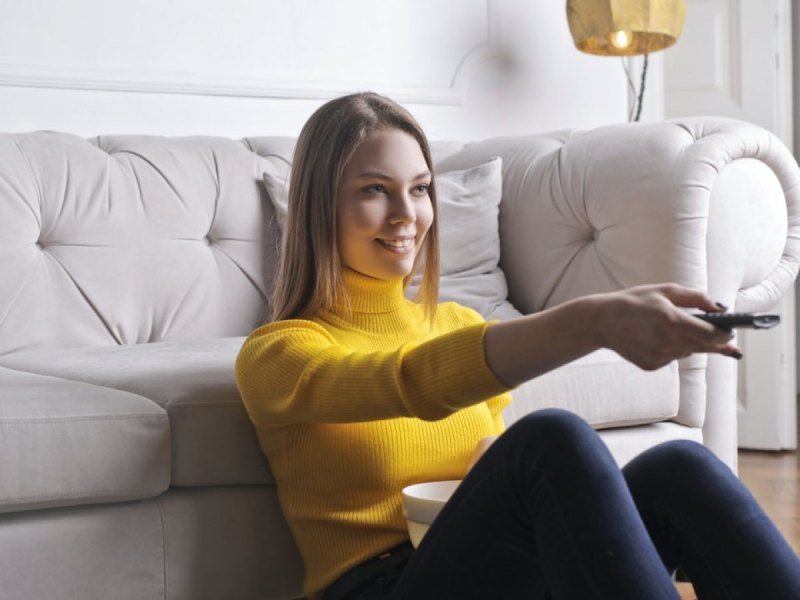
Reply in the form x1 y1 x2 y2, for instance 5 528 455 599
363 184 386 194
413 184 430 195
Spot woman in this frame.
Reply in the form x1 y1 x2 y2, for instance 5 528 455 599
236 92 800 599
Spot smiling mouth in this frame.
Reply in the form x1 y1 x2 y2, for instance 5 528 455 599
376 237 415 253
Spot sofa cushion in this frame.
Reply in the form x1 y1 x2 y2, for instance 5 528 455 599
504 349 680 430
0 366 170 513
0 338 272 488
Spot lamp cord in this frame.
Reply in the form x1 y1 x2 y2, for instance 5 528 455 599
450 0 497 87
633 54 649 122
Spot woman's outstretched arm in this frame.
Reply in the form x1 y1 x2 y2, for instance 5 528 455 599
484 284 741 388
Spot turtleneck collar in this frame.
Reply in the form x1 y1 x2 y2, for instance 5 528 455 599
332 268 408 314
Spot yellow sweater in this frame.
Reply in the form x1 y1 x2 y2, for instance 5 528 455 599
235 270 513 599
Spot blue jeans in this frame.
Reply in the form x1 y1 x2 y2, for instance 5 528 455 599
381 409 800 599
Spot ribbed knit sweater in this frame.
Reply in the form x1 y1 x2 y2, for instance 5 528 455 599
235 269 513 599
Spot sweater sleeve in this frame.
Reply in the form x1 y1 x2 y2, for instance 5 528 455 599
235 319 511 425
445 305 511 434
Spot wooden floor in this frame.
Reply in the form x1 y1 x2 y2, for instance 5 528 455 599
675 449 799 599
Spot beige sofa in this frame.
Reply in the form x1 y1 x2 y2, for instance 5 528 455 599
0 118 797 599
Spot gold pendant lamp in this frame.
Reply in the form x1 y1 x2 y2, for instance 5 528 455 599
566 0 686 56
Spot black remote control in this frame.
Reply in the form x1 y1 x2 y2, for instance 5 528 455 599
694 312 780 330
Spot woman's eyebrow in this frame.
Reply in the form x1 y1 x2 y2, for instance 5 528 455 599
355 170 431 180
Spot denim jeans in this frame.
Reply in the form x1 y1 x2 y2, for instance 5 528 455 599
374 409 800 599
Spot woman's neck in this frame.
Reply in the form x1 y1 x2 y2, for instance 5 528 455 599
333 269 407 314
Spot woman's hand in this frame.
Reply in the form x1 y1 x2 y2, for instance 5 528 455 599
592 284 742 371
484 282 743 388
467 436 498 472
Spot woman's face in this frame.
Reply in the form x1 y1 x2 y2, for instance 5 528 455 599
336 128 433 281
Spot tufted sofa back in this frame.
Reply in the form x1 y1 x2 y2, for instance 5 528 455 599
0 132 472 355
0 132 292 354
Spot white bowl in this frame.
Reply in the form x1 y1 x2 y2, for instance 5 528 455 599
401 480 461 547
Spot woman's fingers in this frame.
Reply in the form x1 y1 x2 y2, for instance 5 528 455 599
654 283 728 313
601 285 743 369
638 284 738 349
677 330 742 358
677 313 733 346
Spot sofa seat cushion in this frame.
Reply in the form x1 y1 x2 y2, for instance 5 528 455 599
0 341 678 492
503 349 680 429
0 366 170 513
0 338 272 488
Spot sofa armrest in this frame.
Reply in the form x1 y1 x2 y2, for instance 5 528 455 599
440 118 800 469
445 118 799 313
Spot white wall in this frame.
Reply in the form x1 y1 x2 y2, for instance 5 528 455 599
795 0 800 152
0 0 629 141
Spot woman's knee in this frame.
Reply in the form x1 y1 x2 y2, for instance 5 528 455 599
507 409 592 443
634 439 718 472
624 439 730 494
500 409 607 464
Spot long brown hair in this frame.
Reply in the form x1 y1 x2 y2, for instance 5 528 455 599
270 92 440 322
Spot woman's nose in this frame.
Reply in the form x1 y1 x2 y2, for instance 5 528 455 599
388 192 415 224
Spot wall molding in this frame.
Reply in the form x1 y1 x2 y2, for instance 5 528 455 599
0 0 497 106
0 61 471 106
0 62 465 105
